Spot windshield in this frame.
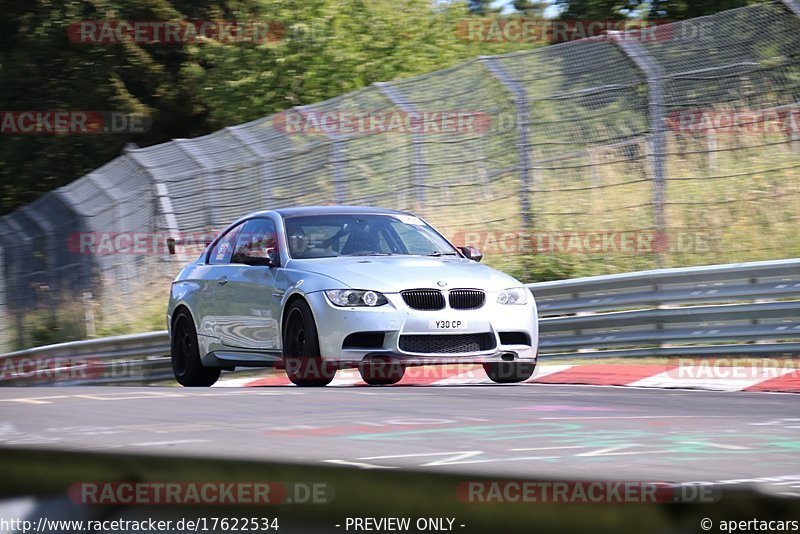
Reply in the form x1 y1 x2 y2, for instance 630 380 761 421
283 213 458 259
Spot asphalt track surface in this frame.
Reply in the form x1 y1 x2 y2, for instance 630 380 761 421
1 384 799 495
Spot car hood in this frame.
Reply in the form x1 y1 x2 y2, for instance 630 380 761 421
287 256 521 293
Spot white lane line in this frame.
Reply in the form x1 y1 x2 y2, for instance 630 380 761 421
530 365 577 380
0 395 72 405
74 393 187 401
357 450 566 467
213 377 263 387
323 459 397 469
538 415 740 420
215 365 579 388
329 371 366 387
131 439 209 447
677 441 750 450
509 446 588 452
361 451 483 460
576 444 655 457
629 367 797 391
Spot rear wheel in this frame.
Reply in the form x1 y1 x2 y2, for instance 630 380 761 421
358 360 405 385
483 361 536 384
283 300 335 386
171 310 220 387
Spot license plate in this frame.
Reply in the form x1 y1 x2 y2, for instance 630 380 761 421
428 319 468 330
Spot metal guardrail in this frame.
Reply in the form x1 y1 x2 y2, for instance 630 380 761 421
530 258 800 359
0 331 172 386
0 258 798 384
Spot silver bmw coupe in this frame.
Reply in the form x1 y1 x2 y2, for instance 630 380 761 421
167 206 538 386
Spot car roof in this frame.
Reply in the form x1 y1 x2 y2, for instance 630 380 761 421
256 206 412 218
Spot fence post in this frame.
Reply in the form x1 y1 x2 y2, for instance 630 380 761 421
609 34 667 269
174 140 219 228
226 126 275 208
294 105 348 205
0 223 9 352
374 82 426 209
781 1 800 151
477 57 532 230
19 204 57 326
2 216 31 348
781 0 800 15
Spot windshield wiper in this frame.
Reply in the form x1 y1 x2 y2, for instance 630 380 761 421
347 252 393 256
426 251 458 257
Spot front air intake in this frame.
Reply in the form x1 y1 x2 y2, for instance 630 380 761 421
399 333 496 354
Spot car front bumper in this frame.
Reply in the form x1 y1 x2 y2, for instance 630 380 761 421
305 290 538 365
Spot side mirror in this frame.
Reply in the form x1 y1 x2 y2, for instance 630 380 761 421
458 246 483 262
235 247 279 267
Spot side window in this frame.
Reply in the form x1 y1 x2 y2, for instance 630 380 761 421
232 219 278 264
208 224 243 265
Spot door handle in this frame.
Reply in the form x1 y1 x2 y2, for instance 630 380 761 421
217 276 228 286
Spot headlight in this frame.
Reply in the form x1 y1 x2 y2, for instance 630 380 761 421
497 287 529 305
325 289 388 307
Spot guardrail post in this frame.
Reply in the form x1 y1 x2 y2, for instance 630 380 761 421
609 34 667 269
478 56 533 230
374 82 426 209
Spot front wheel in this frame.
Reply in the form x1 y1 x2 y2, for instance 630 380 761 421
171 310 220 387
483 361 536 384
358 360 405 385
283 300 335 386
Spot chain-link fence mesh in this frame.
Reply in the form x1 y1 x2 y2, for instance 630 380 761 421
1 0 799 351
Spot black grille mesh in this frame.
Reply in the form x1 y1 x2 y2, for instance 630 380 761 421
448 289 485 310
399 333 495 354
401 289 445 310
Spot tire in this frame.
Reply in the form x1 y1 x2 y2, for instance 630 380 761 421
283 300 335 387
358 360 405 385
171 309 220 387
483 361 536 384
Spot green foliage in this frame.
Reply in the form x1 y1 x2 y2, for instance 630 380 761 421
18 301 85 350
183 0 538 126
554 0 762 20
0 0 541 215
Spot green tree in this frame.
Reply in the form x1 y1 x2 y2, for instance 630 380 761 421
0 0 247 214
468 0 503 15
554 0 759 20
0 0 539 215
182 0 536 126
